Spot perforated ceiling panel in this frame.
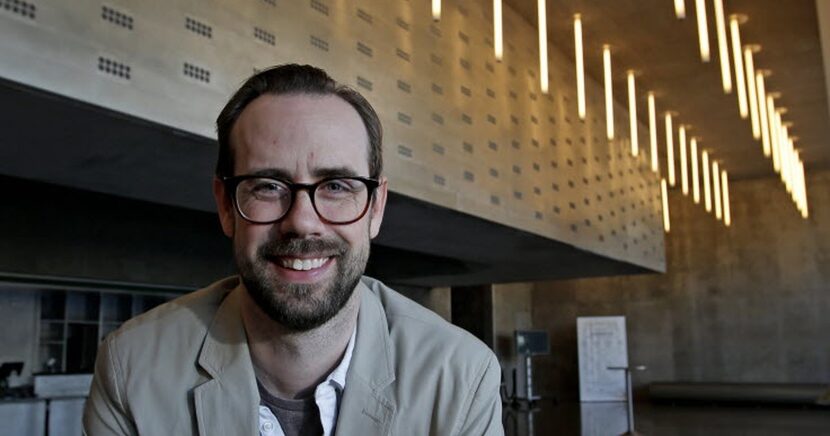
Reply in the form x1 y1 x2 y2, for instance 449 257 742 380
0 0 664 271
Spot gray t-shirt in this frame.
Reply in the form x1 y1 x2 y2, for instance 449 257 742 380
258 380 323 436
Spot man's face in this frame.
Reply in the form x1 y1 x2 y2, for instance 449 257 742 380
213 93 387 331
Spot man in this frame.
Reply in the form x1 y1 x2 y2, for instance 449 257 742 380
83 64 503 435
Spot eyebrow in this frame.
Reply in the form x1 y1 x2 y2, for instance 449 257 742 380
312 166 360 179
244 166 361 180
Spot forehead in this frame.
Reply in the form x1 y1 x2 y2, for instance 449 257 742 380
229 93 370 177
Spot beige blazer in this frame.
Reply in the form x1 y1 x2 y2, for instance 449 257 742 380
83 276 503 435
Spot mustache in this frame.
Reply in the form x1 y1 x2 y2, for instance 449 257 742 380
258 237 348 258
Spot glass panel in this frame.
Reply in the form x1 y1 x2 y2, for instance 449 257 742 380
40 290 66 320
101 293 132 322
66 292 100 322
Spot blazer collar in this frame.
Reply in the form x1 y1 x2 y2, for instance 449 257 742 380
191 278 397 436
194 283 259 436
334 280 397 435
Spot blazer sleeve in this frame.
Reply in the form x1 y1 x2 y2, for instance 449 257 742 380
455 353 505 436
82 335 138 436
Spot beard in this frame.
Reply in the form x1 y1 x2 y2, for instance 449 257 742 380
236 234 369 332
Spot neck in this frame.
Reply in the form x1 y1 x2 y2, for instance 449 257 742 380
240 284 361 400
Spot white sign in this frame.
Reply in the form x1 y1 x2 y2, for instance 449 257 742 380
577 316 628 402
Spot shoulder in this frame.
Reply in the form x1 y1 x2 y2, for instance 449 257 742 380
359 276 496 373
103 277 238 364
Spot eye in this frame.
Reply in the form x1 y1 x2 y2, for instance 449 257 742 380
321 180 348 192
246 179 288 198
318 179 362 196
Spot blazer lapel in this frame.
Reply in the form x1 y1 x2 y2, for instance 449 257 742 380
194 286 259 436
335 281 397 435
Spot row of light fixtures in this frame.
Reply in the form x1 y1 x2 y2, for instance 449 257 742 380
687 0 809 220
428 0 809 234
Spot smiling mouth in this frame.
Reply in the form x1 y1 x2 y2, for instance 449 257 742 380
277 257 331 271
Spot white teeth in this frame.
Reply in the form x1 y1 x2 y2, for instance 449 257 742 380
281 257 328 271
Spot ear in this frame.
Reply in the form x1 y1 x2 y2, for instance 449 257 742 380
213 177 235 238
368 177 388 239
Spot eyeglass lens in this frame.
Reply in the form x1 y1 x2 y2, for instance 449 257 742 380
235 178 370 223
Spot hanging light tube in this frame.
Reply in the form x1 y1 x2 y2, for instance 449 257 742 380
713 161 722 220
774 110 787 173
798 159 808 219
432 0 441 21
675 0 686 19
722 170 731 226
730 15 749 118
695 0 711 62
691 137 700 203
744 45 761 139
680 125 689 195
538 0 549 94
665 113 676 186
628 70 638 157
649 93 658 171
768 96 780 169
661 179 671 233
604 45 614 140
703 150 712 212
575 14 586 119
494 0 503 61
771 110 782 172
714 0 732 93
793 147 805 206
757 71 771 156
791 143 798 198
782 133 793 191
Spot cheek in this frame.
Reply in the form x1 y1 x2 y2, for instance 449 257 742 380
233 224 268 256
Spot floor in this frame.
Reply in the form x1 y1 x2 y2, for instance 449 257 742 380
502 400 830 435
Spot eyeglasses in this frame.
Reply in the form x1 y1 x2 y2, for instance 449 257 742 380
222 175 380 225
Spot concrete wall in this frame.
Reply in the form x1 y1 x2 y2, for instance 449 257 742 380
493 283 533 396
0 0 664 272
529 170 830 400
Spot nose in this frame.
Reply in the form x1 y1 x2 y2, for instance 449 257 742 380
276 189 325 237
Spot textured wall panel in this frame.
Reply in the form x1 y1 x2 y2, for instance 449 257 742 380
0 0 664 271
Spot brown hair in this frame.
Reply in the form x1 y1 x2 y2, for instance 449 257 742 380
215 64 383 178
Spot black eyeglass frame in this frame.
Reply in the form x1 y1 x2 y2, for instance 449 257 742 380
222 175 381 225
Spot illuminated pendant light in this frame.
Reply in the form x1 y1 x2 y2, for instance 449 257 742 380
798 159 809 219
771 109 782 172
791 148 801 204
494 0 503 61
680 125 689 195
782 131 793 190
665 113 677 186
648 93 658 170
702 150 712 212
628 70 638 157
575 14 586 119
538 0 549 94
661 179 671 233
675 0 686 19
691 137 700 204
721 170 731 226
730 15 749 118
756 71 771 156
695 0 711 62
714 0 732 93
744 45 761 139
713 161 722 220
604 45 614 140
767 95 780 168
787 137 797 194
774 109 787 173
432 0 441 21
